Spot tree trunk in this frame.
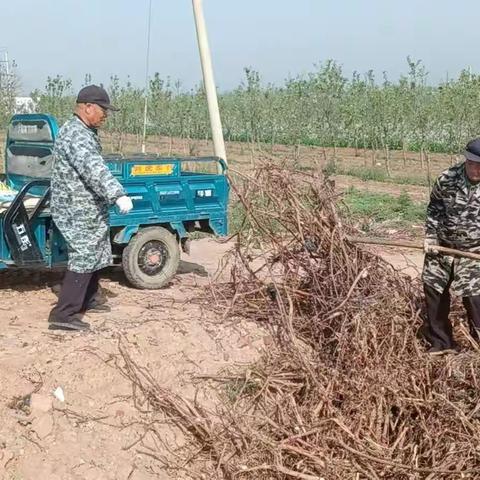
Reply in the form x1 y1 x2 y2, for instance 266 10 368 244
426 150 432 189
384 145 391 177
420 148 425 170
119 133 124 153
402 139 407 167
107 133 113 153
294 144 300 161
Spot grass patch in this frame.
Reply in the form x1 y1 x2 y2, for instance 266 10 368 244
229 185 427 237
342 166 390 183
324 160 430 187
342 188 426 224
391 175 430 187
343 166 429 187
225 175 427 238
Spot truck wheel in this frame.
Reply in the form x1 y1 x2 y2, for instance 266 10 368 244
122 227 180 289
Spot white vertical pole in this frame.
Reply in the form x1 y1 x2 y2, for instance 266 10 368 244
192 0 227 171
141 0 152 154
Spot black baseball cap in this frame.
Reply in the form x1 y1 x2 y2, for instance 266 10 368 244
465 138 480 163
76 85 118 111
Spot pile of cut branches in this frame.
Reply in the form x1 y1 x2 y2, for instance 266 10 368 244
121 161 480 479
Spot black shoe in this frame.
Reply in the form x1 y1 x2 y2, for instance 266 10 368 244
48 315 90 331
84 301 111 313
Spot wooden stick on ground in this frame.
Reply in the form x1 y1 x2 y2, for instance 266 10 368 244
348 236 480 262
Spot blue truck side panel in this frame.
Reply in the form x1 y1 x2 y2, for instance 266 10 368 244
107 158 229 241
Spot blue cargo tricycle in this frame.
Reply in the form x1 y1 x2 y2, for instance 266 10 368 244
0 114 229 289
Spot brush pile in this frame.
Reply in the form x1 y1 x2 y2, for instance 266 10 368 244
123 161 480 479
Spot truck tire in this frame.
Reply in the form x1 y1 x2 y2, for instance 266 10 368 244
122 227 180 289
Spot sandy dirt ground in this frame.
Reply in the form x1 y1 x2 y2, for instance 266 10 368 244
0 238 270 480
368 246 424 279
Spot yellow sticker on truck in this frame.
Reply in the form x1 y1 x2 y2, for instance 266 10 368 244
131 164 174 176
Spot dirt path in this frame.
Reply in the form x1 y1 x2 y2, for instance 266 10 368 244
0 239 266 480
333 174 429 202
369 246 424 278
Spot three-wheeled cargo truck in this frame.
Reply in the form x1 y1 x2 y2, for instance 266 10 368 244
0 114 229 289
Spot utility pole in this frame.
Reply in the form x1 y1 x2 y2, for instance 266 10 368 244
192 0 227 171
141 0 152 154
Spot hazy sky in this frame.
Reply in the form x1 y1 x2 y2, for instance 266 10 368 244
2 0 478 95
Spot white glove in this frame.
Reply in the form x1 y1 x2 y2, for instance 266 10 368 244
115 195 133 214
424 237 439 255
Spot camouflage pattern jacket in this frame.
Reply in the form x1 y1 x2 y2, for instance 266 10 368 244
51 115 125 273
423 162 480 296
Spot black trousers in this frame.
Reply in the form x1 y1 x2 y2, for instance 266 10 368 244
423 273 480 349
49 270 100 322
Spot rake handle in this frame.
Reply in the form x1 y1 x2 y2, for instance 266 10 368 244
348 236 480 262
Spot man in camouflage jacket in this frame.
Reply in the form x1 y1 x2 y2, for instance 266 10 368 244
48 85 133 331
422 138 480 354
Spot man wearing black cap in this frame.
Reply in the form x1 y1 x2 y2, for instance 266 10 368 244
422 138 480 354
48 85 133 331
